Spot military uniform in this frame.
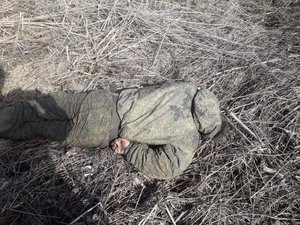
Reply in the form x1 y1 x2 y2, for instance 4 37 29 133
117 82 221 179
0 82 221 179
0 90 117 148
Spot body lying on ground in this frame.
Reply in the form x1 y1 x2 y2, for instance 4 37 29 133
0 81 223 179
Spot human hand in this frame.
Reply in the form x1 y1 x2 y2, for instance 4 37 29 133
111 138 131 155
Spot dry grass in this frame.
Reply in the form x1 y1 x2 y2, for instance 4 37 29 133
0 0 299 224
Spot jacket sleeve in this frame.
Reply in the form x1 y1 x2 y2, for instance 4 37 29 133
123 141 197 180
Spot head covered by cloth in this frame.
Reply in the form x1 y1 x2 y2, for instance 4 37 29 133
192 88 222 139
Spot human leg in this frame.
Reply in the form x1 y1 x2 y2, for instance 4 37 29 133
0 90 115 148
0 120 72 141
0 91 89 134
64 90 114 148
0 91 89 142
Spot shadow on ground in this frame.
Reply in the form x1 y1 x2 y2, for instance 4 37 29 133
0 65 109 225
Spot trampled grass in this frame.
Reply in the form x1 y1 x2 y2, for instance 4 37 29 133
0 0 299 224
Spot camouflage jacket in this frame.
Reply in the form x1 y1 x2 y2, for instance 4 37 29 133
117 81 220 179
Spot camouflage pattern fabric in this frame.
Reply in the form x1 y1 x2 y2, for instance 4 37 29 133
0 82 221 179
0 90 113 148
193 88 222 139
117 81 221 180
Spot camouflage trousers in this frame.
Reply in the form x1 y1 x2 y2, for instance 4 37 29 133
0 90 116 148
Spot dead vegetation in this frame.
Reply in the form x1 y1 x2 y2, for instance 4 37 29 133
0 0 299 224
